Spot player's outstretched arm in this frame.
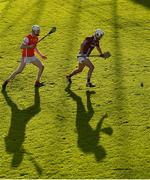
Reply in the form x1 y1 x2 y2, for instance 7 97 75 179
96 46 103 56
34 48 47 60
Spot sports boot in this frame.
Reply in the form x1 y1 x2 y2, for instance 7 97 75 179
86 82 95 87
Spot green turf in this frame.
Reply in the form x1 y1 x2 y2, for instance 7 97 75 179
0 0 150 178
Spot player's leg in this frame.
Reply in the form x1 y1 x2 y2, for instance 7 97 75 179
2 58 26 90
83 59 95 87
31 58 44 87
66 63 85 84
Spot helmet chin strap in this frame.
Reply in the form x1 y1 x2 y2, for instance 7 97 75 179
32 31 40 36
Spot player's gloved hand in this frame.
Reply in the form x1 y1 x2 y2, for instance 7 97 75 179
41 55 47 60
100 52 111 59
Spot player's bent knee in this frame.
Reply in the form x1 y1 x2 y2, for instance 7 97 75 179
90 66 94 71
40 65 44 71
78 68 83 73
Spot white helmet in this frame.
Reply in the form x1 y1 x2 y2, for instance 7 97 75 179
94 29 104 38
32 25 40 33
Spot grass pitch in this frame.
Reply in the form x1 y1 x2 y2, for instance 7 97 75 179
0 0 150 178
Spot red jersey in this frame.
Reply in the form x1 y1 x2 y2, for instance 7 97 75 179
79 36 100 56
22 34 38 57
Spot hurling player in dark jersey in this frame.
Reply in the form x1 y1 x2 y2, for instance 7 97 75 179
66 29 105 87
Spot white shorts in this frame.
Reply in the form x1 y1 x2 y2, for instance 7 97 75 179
21 56 39 64
77 54 88 63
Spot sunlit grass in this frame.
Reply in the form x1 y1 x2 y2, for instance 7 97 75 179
0 0 150 178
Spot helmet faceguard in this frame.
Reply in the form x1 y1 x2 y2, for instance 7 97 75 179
94 29 104 40
32 25 40 36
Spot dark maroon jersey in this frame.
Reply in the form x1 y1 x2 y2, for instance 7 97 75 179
79 36 100 56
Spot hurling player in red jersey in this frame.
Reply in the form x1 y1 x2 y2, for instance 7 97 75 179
66 29 105 87
2 25 47 90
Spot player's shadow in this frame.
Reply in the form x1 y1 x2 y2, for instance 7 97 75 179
130 0 150 8
1 88 42 174
65 84 113 161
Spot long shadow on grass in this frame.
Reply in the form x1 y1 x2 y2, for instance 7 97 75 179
65 84 113 161
112 0 130 177
1 88 42 175
64 0 82 61
56 0 82 120
0 0 31 35
112 0 127 122
0 0 13 15
31 0 46 25
0 0 46 36
130 0 150 8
